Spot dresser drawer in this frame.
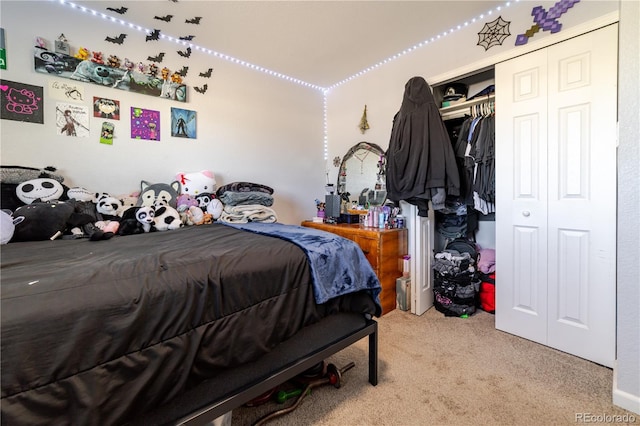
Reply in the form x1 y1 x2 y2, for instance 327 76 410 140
351 235 378 270
300 221 407 315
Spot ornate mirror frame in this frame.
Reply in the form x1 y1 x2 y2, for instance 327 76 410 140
337 141 385 205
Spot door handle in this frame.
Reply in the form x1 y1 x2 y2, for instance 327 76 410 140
522 211 531 217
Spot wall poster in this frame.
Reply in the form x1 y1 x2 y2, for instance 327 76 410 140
56 102 89 137
171 107 196 139
0 79 44 124
34 47 187 102
131 107 160 141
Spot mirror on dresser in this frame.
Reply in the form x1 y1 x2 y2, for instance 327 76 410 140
337 141 386 207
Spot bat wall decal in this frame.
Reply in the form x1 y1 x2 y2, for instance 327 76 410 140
177 47 192 58
154 14 173 22
147 52 166 63
146 29 161 42
199 68 213 78
179 35 195 41
105 33 127 44
106 6 128 14
176 66 189 77
194 84 208 94
185 17 202 24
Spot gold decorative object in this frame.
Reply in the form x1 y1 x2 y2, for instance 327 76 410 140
359 105 370 134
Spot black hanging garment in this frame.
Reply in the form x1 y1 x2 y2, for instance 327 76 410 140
385 77 460 216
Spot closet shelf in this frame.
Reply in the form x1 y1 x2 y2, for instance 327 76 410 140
439 93 495 120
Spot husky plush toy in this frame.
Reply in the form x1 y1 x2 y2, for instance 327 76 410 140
136 180 181 208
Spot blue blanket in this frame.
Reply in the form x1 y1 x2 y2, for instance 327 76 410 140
224 222 381 312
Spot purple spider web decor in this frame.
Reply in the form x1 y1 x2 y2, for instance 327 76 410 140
516 0 581 46
477 16 511 51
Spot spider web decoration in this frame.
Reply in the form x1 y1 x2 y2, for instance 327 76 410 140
477 16 511 51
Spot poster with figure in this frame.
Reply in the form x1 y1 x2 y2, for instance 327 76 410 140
93 96 120 120
56 102 89 137
0 79 44 123
171 107 196 139
131 107 160 141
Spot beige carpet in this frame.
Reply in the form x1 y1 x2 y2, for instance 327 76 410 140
232 308 636 426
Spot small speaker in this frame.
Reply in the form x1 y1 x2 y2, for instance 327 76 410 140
325 194 341 218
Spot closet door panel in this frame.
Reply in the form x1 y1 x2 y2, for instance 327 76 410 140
546 25 617 367
495 49 548 344
497 24 617 368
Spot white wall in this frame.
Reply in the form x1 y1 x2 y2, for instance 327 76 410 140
0 1 325 225
325 0 619 181
615 0 640 415
327 0 639 414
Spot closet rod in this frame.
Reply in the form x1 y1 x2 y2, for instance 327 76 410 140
439 93 495 120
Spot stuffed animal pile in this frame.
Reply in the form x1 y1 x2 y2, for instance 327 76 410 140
0 166 278 244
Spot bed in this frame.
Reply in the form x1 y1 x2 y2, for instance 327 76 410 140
0 222 381 425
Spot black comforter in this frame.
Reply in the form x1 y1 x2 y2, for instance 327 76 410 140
0 224 377 425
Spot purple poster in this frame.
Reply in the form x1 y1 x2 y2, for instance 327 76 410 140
131 107 160 141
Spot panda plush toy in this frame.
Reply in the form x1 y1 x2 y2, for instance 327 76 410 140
195 193 223 220
152 201 182 231
118 206 155 235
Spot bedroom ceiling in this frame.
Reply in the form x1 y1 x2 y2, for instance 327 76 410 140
69 0 506 88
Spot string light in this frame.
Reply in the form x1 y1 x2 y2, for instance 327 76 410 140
52 0 514 159
52 0 324 91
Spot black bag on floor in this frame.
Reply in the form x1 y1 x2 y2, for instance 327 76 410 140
433 270 480 317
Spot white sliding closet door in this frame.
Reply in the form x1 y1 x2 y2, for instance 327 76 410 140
495 24 617 367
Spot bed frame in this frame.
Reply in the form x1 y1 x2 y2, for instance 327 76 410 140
137 312 378 425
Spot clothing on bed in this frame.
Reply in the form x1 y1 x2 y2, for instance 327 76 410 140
224 222 382 313
216 181 274 197
219 204 278 223
218 190 274 207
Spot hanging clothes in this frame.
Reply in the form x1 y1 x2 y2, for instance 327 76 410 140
385 76 460 216
453 106 496 215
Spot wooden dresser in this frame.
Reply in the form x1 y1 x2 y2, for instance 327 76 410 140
301 221 408 315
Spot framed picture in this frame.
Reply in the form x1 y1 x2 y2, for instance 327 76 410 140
131 107 160 141
56 102 89 137
93 96 120 120
0 79 44 124
171 107 196 139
